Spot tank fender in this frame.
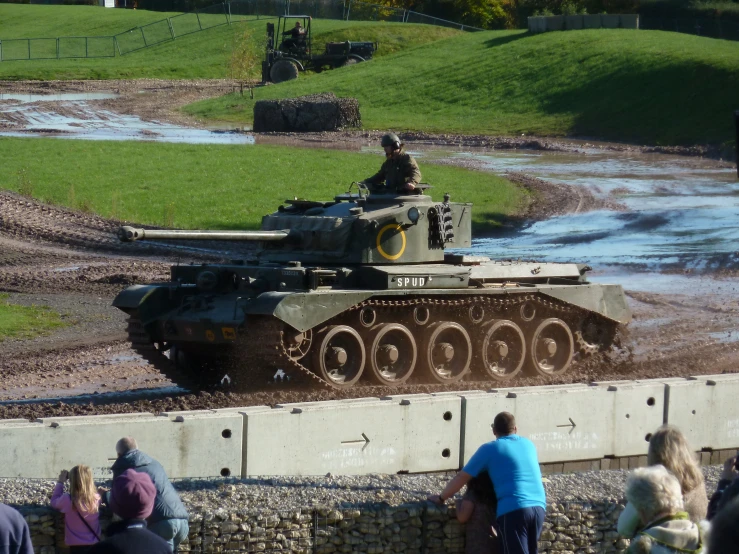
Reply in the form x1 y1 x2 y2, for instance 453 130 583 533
244 291 374 332
538 284 631 324
112 285 161 312
112 284 178 324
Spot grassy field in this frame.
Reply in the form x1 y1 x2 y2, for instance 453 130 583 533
186 28 739 146
0 5 459 80
0 137 527 232
0 294 66 341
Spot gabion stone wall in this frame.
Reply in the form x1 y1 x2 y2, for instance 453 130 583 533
253 93 361 132
19 499 631 554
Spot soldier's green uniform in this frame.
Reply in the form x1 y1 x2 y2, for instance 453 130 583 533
364 133 421 194
364 152 421 193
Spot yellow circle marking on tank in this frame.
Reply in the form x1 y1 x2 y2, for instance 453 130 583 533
376 223 406 261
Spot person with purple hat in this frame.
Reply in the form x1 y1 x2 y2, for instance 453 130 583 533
88 469 172 554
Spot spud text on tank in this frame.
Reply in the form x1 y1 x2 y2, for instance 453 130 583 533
113 183 631 390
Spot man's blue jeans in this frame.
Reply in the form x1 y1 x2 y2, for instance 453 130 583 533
148 518 189 552
497 506 546 554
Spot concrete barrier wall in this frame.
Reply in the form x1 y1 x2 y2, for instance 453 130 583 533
222 393 462 476
0 374 737 478
664 374 739 451
528 14 639 33
0 412 242 479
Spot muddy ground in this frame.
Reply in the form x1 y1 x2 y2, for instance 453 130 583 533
0 79 738 421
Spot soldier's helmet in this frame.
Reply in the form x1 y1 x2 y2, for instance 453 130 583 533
380 133 401 148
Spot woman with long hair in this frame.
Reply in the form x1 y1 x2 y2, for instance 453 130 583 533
51 465 101 553
618 425 708 537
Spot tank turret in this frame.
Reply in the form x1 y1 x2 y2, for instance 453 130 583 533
113 185 630 391
118 187 471 265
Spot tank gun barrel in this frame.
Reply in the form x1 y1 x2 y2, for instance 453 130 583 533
119 226 291 243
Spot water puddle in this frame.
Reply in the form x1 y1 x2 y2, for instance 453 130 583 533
0 99 254 144
412 150 739 273
0 92 120 102
0 385 186 405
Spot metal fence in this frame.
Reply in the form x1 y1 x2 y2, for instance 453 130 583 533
0 0 480 62
641 16 739 41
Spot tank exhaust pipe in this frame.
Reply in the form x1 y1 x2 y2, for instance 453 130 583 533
118 226 291 242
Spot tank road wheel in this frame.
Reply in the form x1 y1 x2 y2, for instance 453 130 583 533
423 322 472 383
481 320 526 381
313 325 366 388
270 60 299 83
367 323 417 386
526 318 574 377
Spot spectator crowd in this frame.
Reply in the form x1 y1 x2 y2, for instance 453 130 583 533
0 417 737 554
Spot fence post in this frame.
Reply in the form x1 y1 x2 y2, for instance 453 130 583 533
196 10 203 30
56 37 59 59
85 37 88 58
141 26 147 46
346 0 351 21
114 35 122 56
227 1 232 24
27 39 31 60
0 41 2 63
168 17 176 39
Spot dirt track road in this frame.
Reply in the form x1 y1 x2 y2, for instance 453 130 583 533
1 183 738 421
1 79 738 421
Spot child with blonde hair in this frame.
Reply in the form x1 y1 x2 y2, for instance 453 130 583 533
51 465 101 553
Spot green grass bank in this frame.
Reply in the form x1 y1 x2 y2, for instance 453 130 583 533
0 294 66 341
0 5 458 80
187 28 739 146
0 137 527 232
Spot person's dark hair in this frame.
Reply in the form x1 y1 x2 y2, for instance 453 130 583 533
467 470 496 506
493 412 516 435
708 496 739 554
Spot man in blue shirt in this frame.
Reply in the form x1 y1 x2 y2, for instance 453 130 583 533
429 412 546 554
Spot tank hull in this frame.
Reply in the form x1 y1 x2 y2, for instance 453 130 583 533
113 260 630 389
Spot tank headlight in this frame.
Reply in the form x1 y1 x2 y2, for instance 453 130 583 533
197 270 218 291
407 207 420 225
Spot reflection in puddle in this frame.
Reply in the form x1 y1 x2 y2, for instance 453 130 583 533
0 100 254 144
423 150 739 273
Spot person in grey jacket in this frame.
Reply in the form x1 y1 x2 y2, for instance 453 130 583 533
103 437 189 552
0 503 33 554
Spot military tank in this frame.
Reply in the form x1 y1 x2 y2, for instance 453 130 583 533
113 184 631 390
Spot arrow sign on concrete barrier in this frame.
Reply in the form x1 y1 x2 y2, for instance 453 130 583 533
556 417 577 434
342 432 370 451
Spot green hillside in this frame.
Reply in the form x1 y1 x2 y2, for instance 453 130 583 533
186 28 739 146
0 5 459 80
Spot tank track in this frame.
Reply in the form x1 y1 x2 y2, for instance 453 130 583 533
127 292 618 391
236 292 618 389
126 316 201 391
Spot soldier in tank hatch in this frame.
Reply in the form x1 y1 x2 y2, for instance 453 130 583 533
361 133 421 194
